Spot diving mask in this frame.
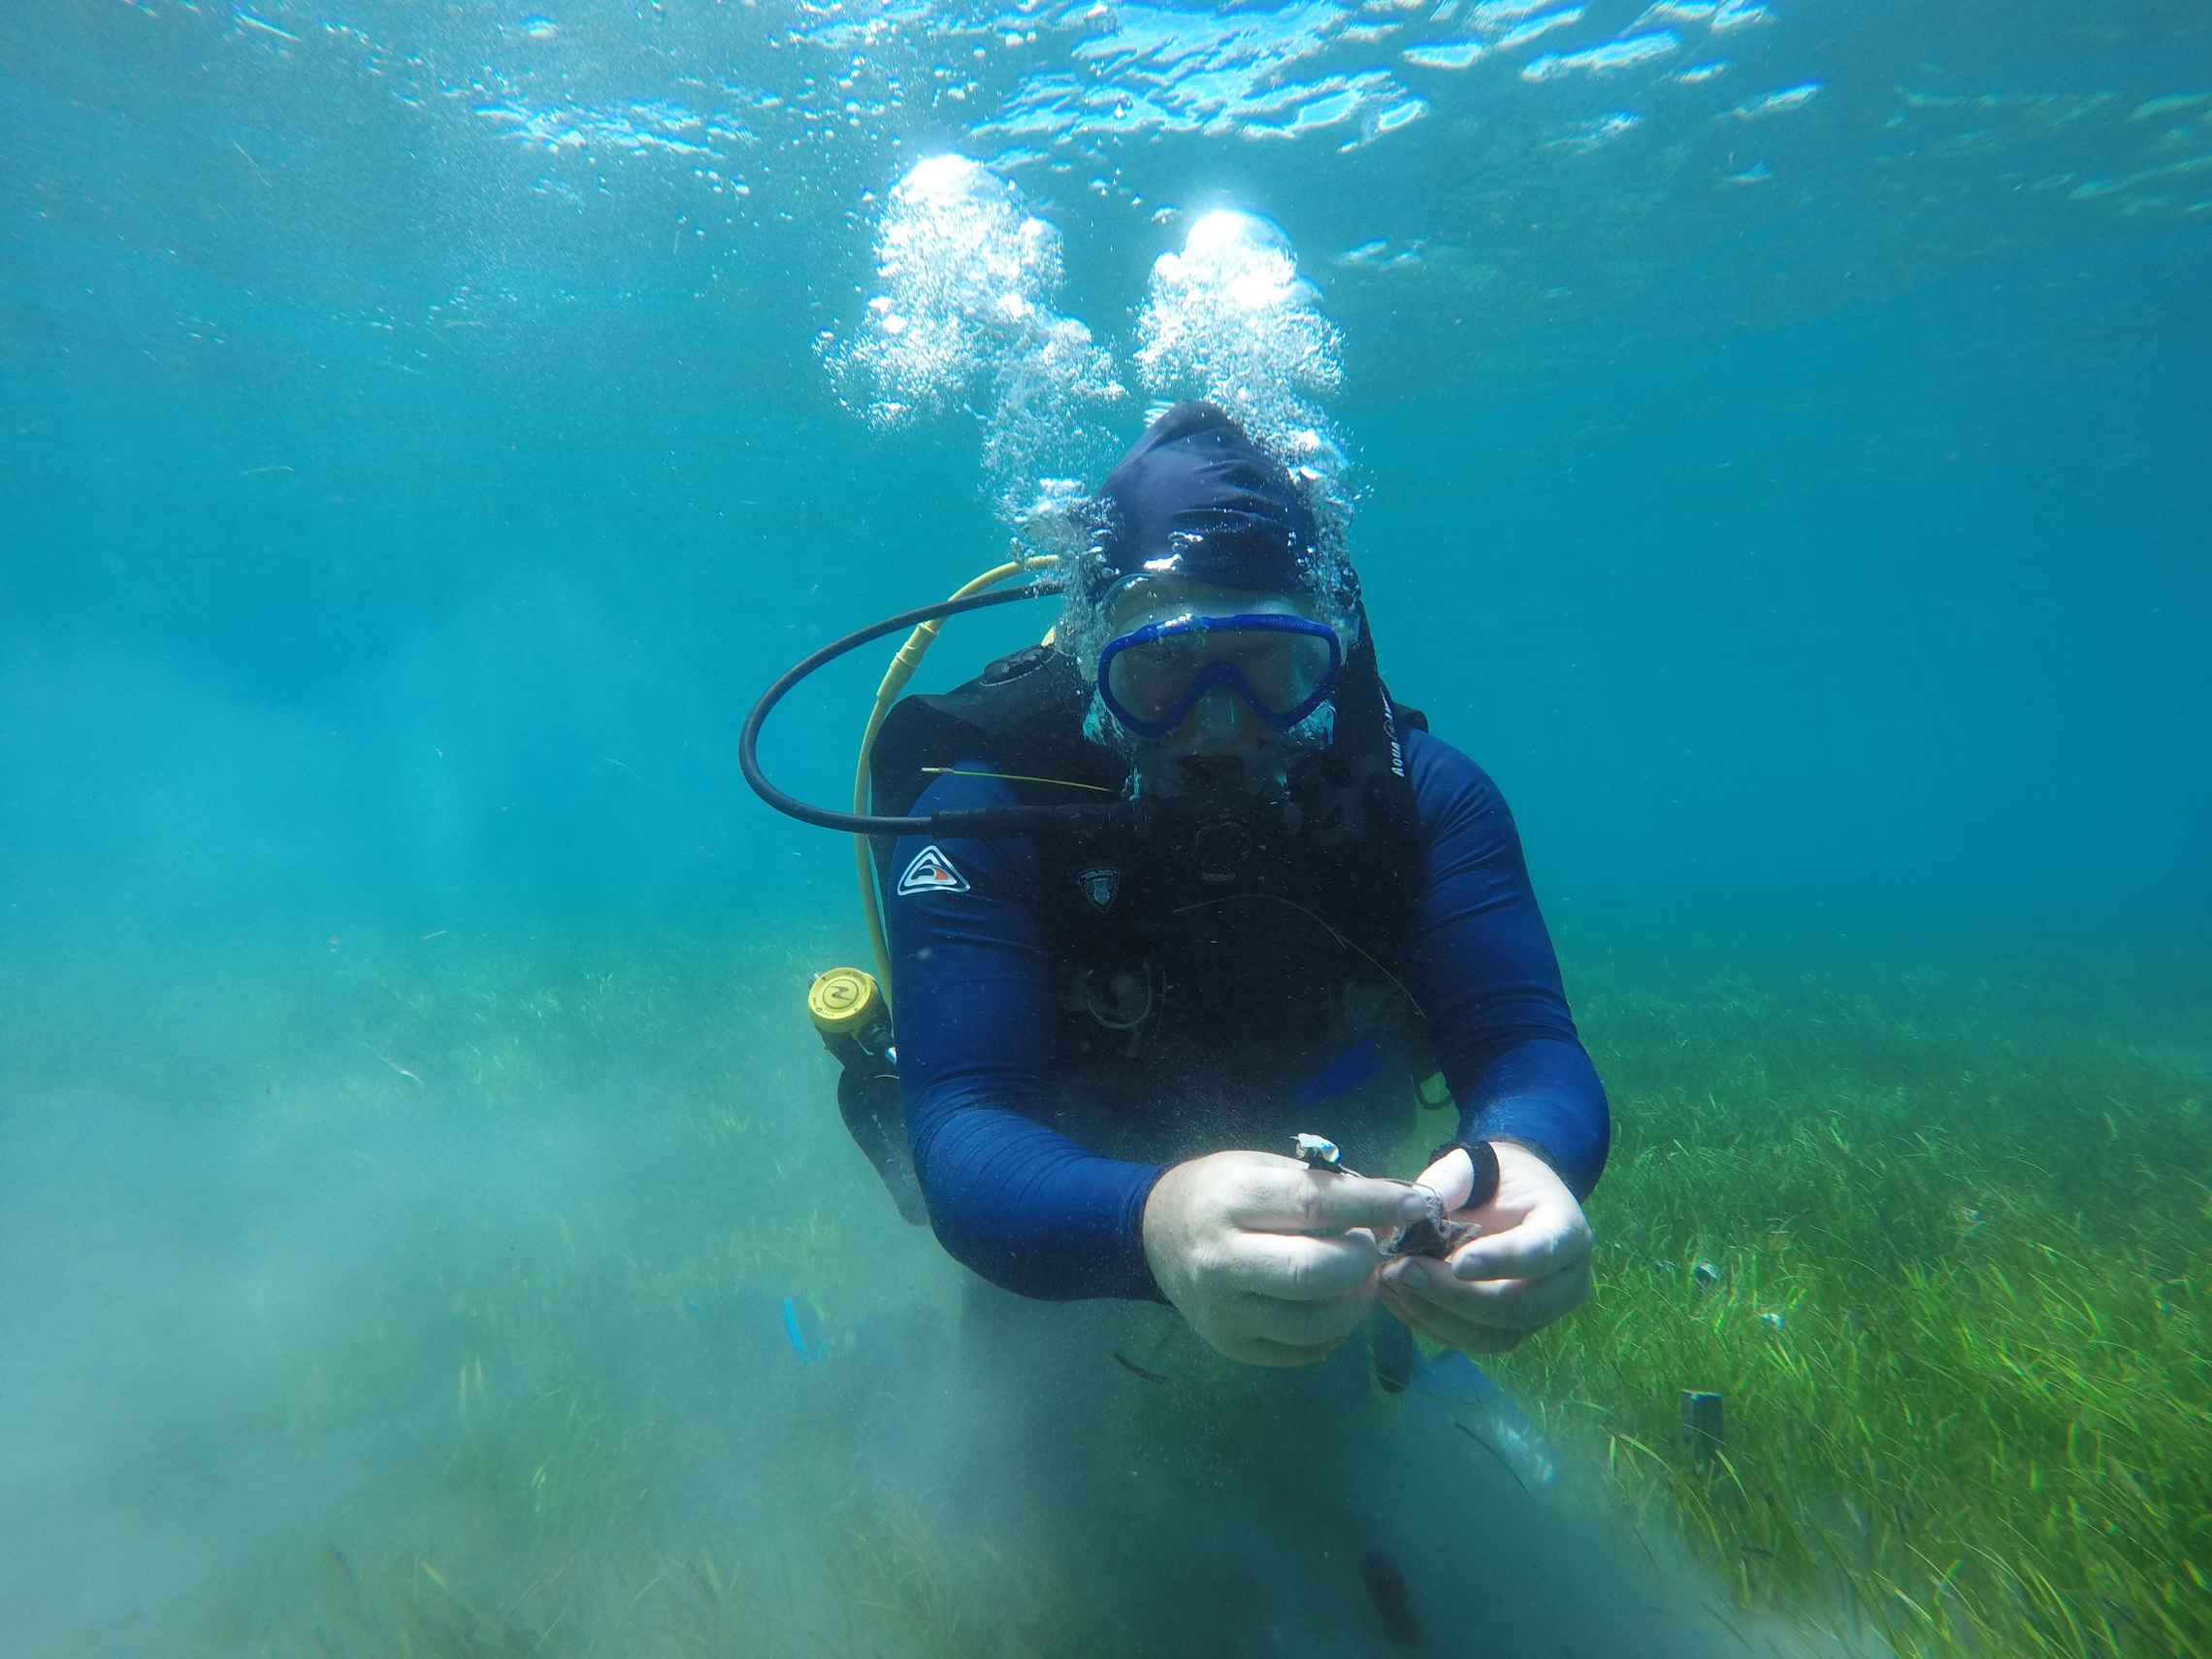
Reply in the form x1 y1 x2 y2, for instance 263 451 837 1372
1096 608 1345 741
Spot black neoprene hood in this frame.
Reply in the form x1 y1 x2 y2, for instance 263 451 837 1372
1092 401 1321 593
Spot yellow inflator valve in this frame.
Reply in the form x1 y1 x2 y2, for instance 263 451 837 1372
801 966 924 1226
807 966 883 1038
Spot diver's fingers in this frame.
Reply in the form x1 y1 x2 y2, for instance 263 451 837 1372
1448 1206 1593 1285
1443 1257 1594 1330
1222 1159 1434 1236
1225 1226 1384 1301
1414 1147 1475 1212
1230 1284 1377 1350
1216 1331 1350 1368
1389 1250 1593 1332
1379 1285 1523 1355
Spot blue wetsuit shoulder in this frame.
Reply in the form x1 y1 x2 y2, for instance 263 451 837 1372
885 733 1610 1302
1398 726 1610 1195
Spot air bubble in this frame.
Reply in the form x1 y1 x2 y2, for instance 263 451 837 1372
825 156 1125 531
1133 210 1352 583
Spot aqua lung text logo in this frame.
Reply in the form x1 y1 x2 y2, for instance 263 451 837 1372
896 844 969 896
1382 693 1406 778
1076 866 1121 912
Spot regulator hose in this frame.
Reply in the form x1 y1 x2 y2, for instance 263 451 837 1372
738 582 1134 839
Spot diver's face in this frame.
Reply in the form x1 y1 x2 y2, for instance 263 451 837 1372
1101 575 1324 796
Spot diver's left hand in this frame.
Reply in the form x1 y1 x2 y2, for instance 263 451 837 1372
1377 1142 1592 1355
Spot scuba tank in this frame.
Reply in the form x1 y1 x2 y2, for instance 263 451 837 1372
804 967 928 1226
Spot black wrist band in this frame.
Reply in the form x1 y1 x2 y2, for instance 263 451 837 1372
1429 1139 1501 1211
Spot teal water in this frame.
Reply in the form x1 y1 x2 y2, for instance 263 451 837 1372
3 3 2208 1655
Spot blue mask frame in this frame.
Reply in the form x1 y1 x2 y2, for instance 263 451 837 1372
1095 611 1345 740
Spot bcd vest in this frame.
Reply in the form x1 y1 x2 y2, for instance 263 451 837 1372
870 621 1440 1167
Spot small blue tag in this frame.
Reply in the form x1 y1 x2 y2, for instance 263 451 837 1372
781 1295 827 1366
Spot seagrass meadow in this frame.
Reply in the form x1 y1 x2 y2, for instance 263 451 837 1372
1488 937 2212 1659
2 927 2200 1657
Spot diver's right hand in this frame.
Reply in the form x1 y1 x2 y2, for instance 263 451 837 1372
1142 1151 1436 1367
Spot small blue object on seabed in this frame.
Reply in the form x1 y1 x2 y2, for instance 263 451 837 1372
781 1295 830 1366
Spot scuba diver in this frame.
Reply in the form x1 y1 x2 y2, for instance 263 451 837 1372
777 400 1606 1367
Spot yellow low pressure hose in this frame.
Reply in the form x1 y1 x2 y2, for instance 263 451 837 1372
851 552 1058 1006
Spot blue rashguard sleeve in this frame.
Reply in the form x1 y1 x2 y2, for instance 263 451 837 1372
884 764 1168 1301
1400 728 1611 1198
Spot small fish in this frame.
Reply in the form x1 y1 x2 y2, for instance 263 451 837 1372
1358 1548 1421 1648
1693 1261 1721 1292
782 1296 829 1366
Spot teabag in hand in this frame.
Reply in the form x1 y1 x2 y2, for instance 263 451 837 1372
1290 1133 1478 1260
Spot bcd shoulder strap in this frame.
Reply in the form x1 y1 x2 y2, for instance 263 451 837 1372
868 645 1122 879
868 617 1434 953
